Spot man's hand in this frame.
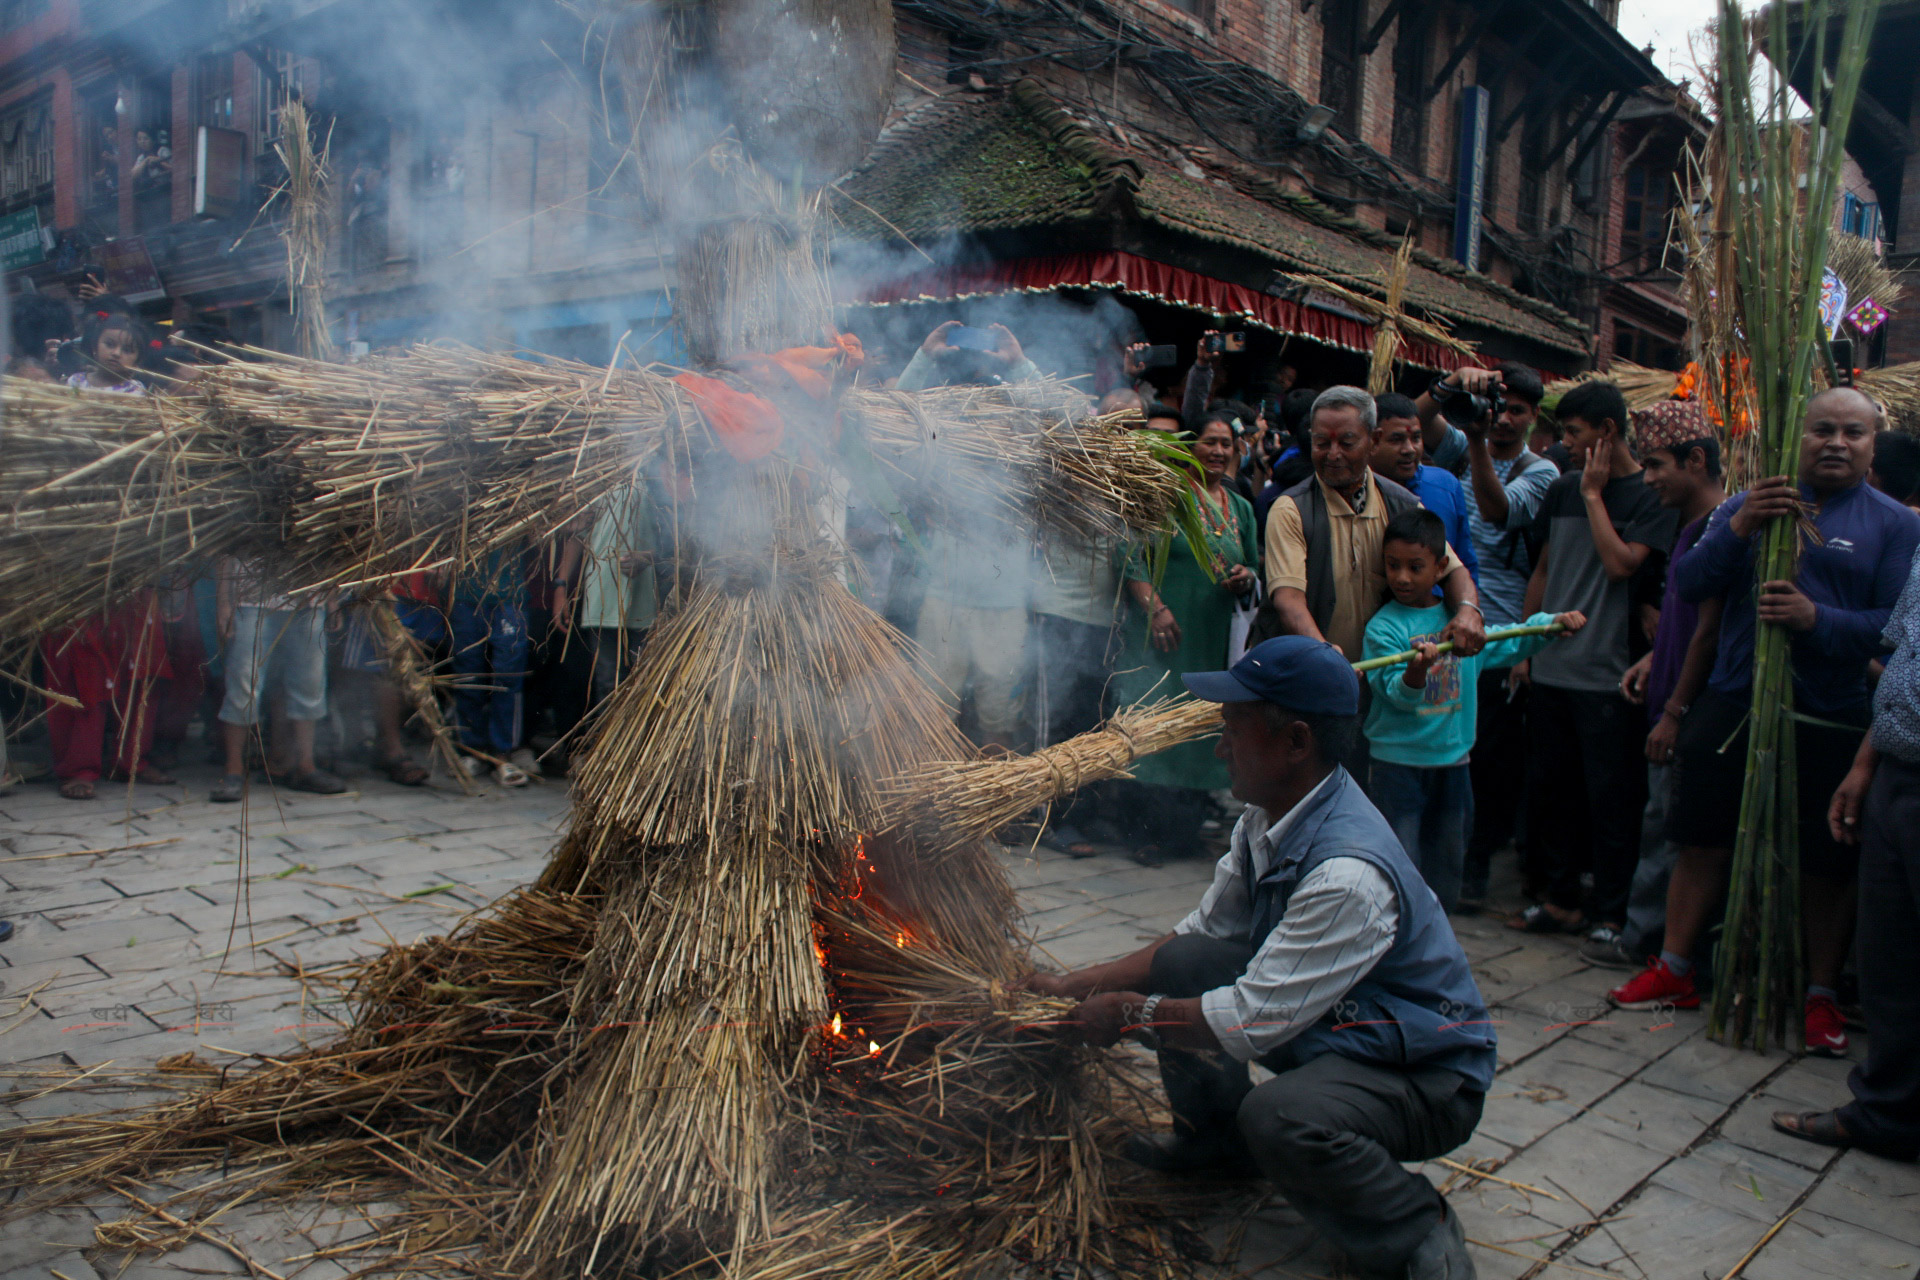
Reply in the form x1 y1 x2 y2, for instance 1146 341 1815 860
1579 441 1610 499
1123 342 1149 379
1221 564 1255 596
216 603 235 643
618 552 654 577
1757 580 1818 632
1403 640 1440 689
1829 760 1874 845
1507 659 1530 694
1021 970 1076 998
1442 606 1485 657
1066 991 1146 1048
1646 713 1681 765
550 585 571 633
920 320 962 358
988 323 1023 368
1449 367 1500 440
1194 330 1221 369
1150 604 1181 652
1620 652 1651 704
1728 475 1800 540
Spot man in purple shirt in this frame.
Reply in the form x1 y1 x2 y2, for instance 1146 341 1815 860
1588 401 1726 969
1609 388 1920 1058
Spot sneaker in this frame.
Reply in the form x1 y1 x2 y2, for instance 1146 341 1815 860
1580 932 1640 970
508 747 544 778
1804 994 1850 1057
1607 956 1700 1010
495 762 531 788
457 755 488 779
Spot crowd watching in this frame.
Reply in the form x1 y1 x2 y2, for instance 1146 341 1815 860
5 295 1920 1155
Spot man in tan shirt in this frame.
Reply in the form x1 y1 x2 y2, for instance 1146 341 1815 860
1265 387 1485 659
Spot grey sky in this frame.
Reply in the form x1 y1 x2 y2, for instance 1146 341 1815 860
1617 0 1726 90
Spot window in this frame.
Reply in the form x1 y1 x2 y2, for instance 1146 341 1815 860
1319 0 1363 141
1613 323 1686 371
251 48 313 156
1841 193 1881 241
1517 122 1547 235
1621 162 1677 273
0 95 54 206
1391 9 1429 172
196 55 235 131
80 89 119 217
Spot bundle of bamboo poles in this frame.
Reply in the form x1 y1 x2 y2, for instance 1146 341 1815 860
1706 0 1878 1051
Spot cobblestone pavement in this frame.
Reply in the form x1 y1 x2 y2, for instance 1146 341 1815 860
2 763 1916 1280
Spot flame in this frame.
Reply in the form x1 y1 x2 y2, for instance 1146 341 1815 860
829 1012 843 1038
893 930 909 948
813 940 828 966
867 1040 881 1057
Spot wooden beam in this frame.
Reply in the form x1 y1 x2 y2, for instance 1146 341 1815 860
1426 0 1515 99
1492 46 1583 143
1850 87 1919 156
1543 88 1614 166
1564 90 1629 177
1359 0 1413 55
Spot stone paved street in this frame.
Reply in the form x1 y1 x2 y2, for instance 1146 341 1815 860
3 763 1917 1279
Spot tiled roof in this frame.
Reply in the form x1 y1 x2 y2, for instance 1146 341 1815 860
833 86 1590 355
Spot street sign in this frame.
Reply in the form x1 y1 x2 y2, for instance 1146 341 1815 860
1453 86 1489 273
0 206 48 272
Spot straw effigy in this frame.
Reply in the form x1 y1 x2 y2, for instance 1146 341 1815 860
0 344 1231 1279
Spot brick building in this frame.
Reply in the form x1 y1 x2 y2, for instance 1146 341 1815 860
0 0 1684 386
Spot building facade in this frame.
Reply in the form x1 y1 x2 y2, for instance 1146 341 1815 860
0 0 1686 385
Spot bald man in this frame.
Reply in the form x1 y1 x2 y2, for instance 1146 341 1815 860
1607 387 1920 1057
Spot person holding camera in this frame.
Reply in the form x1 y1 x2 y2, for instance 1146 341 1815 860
899 320 1038 390
1414 365 1559 909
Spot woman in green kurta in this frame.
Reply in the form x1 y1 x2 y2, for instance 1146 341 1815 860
1110 415 1260 862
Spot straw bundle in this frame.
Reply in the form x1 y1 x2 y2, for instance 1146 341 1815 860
275 99 332 363
1542 361 1681 416
879 698 1223 857
1367 236 1418 395
1859 361 1920 435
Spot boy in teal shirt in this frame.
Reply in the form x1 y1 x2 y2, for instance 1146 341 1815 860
1364 508 1585 910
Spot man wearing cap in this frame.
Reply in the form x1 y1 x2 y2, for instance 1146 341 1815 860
1030 634 1495 1280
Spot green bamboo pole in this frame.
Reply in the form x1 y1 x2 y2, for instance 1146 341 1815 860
1349 621 1564 673
1706 0 1878 1051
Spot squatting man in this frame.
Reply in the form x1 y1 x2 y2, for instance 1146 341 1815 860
1030 635 1494 1280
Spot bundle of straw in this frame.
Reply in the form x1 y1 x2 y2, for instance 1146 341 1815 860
275 100 332 363
1541 361 1681 417
1707 0 1879 1051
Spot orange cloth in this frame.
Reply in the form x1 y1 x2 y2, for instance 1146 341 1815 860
674 373 786 462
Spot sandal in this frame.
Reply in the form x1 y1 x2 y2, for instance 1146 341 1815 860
209 773 245 803
1509 903 1586 934
58 778 95 800
1771 1110 1918 1161
112 765 175 785
288 769 347 795
1038 824 1099 859
1131 844 1166 868
378 755 430 787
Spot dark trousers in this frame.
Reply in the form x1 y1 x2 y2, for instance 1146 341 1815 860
1147 935 1483 1275
1525 682 1646 924
1465 667 1529 897
1109 782 1210 852
1370 761 1473 913
1030 613 1112 748
1838 757 1920 1157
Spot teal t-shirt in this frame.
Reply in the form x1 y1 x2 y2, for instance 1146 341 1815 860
1362 604 1561 768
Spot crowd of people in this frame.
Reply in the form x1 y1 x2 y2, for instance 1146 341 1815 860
5 301 1920 1165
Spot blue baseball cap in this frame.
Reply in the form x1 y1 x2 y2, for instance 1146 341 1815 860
1182 635 1359 716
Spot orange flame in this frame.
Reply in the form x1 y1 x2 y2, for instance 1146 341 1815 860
867 1040 881 1057
829 1013 843 1038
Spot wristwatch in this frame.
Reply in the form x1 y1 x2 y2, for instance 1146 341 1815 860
1135 993 1167 1051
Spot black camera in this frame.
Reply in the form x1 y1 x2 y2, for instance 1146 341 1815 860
1430 375 1503 428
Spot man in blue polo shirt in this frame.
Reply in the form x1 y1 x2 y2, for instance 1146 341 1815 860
1608 387 1920 1058
1030 635 1493 1280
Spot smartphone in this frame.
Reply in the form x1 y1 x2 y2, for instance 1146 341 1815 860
1202 332 1248 355
946 325 1000 353
1139 344 1179 369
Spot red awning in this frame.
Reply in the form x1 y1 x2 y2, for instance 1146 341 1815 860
844 250 1480 373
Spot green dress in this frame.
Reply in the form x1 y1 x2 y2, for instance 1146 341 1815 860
1113 484 1259 791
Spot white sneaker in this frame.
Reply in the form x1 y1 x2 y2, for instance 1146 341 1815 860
508 747 544 778
457 755 487 779
495 762 530 788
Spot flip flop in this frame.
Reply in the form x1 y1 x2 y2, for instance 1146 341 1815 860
58 778 95 800
1038 824 1099 858
1131 844 1166 868
1772 1110 1917 1161
289 769 347 795
378 755 430 787
1509 903 1586 934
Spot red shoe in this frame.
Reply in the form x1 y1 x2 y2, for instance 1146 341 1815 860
1607 957 1700 1010
1804 995 1850 1057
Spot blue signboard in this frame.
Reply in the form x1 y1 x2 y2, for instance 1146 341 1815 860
1453 86 1490 272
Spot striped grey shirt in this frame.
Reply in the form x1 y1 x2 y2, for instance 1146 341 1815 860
1175 780 1399 1062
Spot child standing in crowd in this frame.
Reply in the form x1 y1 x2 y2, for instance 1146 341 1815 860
66 310 145 394
212 554 344 802
1364 508 1585 911
449 546 533 787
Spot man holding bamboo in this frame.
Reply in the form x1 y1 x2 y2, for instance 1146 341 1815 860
1031 634 1493 1280
1607 387 1920 1056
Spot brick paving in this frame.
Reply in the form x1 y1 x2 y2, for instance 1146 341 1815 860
2 762 1916 1279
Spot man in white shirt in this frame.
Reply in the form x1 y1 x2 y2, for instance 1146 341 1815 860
1031 635 1494 1280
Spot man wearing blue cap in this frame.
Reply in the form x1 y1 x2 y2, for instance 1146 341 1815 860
1030 634 1495 1280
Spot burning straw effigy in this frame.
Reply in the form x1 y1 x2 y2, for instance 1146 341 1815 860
0 344 1235 1278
